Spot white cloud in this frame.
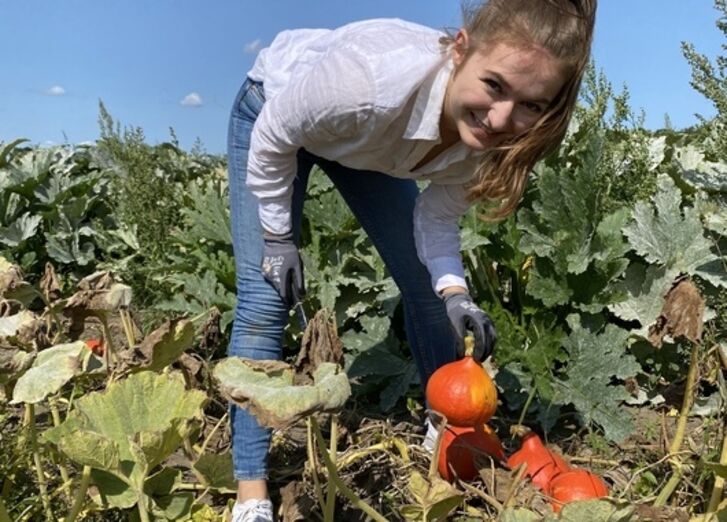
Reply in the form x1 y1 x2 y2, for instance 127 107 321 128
45 85 66 96
180 92 203 107
244 39 261 54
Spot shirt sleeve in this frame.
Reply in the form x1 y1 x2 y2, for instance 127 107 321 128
246 48 374 234
413 182 472 294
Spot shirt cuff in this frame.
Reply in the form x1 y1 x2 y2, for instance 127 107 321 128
428 256 468 294
258 199 292 235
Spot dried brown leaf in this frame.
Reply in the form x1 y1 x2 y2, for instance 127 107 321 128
648 279 705 348
77 271 115 291
199 308 221 352
295 309 343 377
0 258 25 297
40 262 61 303
278 480 315 522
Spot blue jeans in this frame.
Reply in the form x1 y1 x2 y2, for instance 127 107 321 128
227 77 457 480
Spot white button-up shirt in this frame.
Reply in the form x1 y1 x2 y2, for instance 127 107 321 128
247 18 481 293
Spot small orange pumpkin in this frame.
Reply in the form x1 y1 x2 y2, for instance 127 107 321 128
426 337 498 427
549 469 609 512
438 424 506 482
507 432 570 492
84 338 105 357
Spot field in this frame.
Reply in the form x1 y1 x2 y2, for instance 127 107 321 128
1 11 727 522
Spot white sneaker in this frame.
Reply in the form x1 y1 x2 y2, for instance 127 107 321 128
422 417 437 454
232 499 274 522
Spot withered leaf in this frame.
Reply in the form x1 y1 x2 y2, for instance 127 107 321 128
77 271 116 291
295 309 343 377
198 308 221 352
279 481 315 522
648 278 705 348
117 319 194 373
40 262 61 303
214 358 350 429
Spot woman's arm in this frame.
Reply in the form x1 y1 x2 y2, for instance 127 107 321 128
246 49 374 234
413 182 471 294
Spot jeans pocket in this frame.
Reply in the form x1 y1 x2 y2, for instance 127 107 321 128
235 79 265 121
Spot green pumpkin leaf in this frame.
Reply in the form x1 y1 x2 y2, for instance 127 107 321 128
558 499 635 522
42 371 205 493
58 430 120 471
11 341 96 404
144 467 181 497
624 175 726 288
90 469 137 509
552 317 640 442
192 453 236 491
608 263 679 338
499 508 541 522
403 471 463 522
151 492 194 521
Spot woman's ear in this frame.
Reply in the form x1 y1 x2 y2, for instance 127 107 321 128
452 29 469 66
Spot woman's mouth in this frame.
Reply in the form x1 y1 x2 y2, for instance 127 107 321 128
470 112 494 140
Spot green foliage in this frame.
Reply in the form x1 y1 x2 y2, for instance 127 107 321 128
0 141 111 276
682 0 727 159
94 102 226 306
552 316 640 442
42 371 206 517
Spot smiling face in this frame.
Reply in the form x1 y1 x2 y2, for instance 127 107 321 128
441 31 569 150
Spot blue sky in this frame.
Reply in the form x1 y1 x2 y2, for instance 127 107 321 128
1 1 723 154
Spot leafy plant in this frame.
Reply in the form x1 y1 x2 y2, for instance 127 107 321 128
42 371 206 521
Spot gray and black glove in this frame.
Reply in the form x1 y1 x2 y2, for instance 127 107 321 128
261 231 305 308
444 292 496 362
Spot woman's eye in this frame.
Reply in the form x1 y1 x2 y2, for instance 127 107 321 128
482 78 501 93
523 102 543 114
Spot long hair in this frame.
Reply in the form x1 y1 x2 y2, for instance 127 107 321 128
441 0 597 220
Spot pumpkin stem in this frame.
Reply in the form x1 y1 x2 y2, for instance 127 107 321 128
464 335 475 357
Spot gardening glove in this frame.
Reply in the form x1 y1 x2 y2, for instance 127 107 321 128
444 292 496 362
261 231 305 308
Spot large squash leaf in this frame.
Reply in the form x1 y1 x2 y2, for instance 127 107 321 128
43 371 206 494
214 358 350 429
552 316 640 442
623 175 727 288
608 263 680 338
11 341 102 404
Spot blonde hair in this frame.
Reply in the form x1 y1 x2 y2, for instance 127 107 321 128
442 0 597 220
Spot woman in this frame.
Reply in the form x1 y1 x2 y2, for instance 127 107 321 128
227 1 597 520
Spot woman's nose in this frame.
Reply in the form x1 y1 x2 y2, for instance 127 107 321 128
488 101 515 133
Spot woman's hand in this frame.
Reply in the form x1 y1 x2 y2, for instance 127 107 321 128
261 231 305 307
442 289 496 361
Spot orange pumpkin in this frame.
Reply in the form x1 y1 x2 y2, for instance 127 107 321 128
548 469 609 512
507 432 570 492
426 337 497 427
438 424 506 482
84 338 105 357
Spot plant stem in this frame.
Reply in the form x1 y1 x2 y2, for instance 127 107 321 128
708 431 727 514
428 414 447 481
28 404 54 521
306 417 326 512
99 315 116 370
197 412 228 456
654 340 700 507
65 465 91 522
48 398 72 503
515 386 538 434
324 416 339 522
310 417 387 522
119 309 136 348
137 495 151 522
0 496 10 522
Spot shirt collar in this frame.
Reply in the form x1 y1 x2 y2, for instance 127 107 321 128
403 57 453 141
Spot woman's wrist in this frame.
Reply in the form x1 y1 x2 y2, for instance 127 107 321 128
440 285 468 297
